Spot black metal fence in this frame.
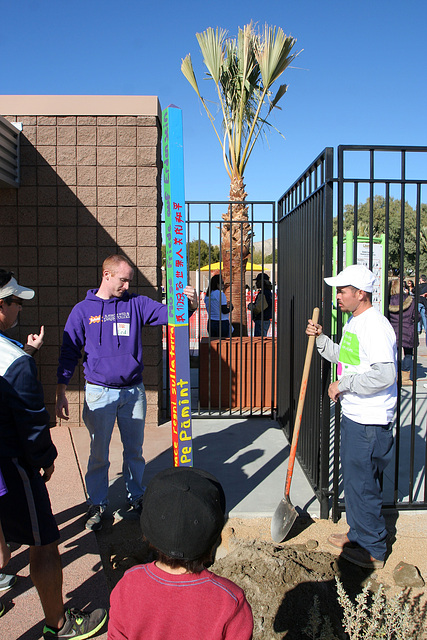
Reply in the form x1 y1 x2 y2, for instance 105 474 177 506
278 145 427 518
277 149 333 518
162 201 277 418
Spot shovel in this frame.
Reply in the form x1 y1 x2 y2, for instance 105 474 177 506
271 307 320 543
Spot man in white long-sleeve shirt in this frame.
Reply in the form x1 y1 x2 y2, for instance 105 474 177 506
306 264 397 569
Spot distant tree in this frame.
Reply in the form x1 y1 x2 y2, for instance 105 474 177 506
251 249 263 264
251 249 276 264
334 195 427 274
161 240 220 271
264 250 277 265
187 239 220 271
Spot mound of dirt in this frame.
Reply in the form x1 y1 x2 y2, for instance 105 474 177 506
214 541 343 639
96 514 427 639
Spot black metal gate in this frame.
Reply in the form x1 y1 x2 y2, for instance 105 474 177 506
162 201 277 418
277 149 333 518
278 145 427 518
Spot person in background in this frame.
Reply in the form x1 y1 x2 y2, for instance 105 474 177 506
416 275 427 341
248 273 273 337
405 279 415 297
108 467 253 640
204 274 232 338
388 278 417 386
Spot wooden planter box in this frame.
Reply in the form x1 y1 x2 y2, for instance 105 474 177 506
199 337 276 409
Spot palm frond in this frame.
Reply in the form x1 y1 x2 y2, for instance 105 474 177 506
270 83 288 110
181 22 298 182
181 54 201 98
196 27 226 84
256 25 297 88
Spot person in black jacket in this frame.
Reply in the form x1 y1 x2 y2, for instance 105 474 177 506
388 277 417 386
0 269 106 639
248 273 273 336
416 275 427 343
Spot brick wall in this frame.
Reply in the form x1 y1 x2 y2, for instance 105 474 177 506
0 97 164 429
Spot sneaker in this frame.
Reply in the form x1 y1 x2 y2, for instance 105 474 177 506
0 573 16 591
43 607 107 639
84 505 104 531
130 495 144 517
341 545 384 569
113 494 144 521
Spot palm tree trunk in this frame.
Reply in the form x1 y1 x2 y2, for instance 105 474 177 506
221 175 252 336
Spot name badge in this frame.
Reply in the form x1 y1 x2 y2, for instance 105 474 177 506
113 323 130 336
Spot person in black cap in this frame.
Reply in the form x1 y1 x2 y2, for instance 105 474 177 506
108 467 253 640
248 272 273 337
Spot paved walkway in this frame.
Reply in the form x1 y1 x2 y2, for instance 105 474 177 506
71 418 318 520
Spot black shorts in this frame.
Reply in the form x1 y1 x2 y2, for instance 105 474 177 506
0 457 60 547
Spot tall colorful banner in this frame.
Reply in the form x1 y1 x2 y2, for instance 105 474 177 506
162 105 193 467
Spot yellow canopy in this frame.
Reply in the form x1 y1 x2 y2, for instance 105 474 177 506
200 261 264 272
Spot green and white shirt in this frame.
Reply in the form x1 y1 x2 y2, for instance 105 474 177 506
318 307 397 424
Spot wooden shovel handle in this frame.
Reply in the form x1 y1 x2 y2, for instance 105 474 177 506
284 307 320 496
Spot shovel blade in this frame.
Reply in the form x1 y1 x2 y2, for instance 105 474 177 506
271 495 297 543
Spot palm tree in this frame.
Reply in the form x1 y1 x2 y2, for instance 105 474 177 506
182 23 298 335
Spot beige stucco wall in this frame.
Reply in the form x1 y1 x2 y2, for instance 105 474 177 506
0 95 164 428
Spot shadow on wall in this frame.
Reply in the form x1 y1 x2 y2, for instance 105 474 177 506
0 125 162 423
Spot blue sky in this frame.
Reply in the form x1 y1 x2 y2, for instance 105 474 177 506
1 0 426 207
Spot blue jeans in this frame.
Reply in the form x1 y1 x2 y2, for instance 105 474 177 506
418 303 427 343
254 319 271 337
208 319 230 337
402 348 413 373
340 414 394 561
83 382 147 507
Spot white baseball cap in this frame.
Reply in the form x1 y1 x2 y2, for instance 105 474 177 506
0 276 35 300
324 264 376 293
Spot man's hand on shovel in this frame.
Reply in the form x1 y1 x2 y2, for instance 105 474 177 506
328 380 341 403
306 319 322 337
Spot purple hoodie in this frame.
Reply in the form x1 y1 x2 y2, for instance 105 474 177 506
57 289 168 388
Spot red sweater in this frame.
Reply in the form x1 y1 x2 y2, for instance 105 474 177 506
108 562 253 640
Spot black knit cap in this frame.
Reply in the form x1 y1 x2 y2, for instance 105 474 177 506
141 467 226 561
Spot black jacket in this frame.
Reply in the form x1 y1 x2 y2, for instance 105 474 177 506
0 333 57 470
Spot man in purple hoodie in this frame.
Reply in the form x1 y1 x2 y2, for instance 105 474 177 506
56 254 198 531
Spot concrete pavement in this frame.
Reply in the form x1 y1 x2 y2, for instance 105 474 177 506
71 418 319 520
